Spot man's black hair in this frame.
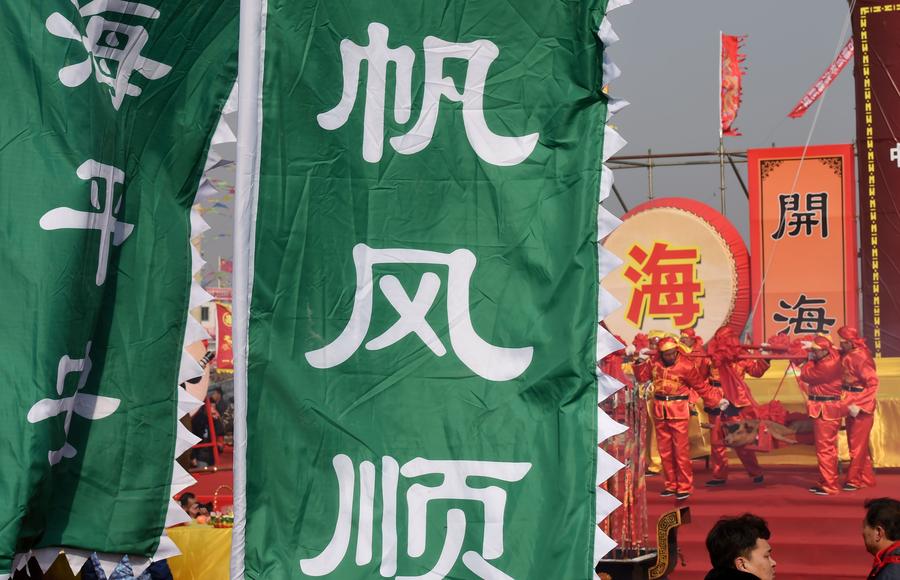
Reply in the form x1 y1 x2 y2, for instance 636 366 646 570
865 498 900 541
178 492 196 507
706 514 771 570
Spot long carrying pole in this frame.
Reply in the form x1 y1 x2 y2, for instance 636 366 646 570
718 31 727 216
231 0 265 576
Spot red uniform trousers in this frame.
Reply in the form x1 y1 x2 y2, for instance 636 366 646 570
846 410 876 488
812 415 842 494
655 418 692 493
708 407 763 480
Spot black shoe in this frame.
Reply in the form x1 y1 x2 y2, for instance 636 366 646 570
752 475 765 484
645 470 659 477
843 483 859 492
705 479 727 487
807 485 820 492
660 489 676 497
675 492 691 501
809 486 830 496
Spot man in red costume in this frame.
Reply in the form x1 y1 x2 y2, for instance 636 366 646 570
634 337 726 500
800 335 845 495
704 326 770 487
838 326 879 491
679 328 702 354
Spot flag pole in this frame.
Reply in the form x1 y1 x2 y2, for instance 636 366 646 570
718 31 727 216
231 0 265 575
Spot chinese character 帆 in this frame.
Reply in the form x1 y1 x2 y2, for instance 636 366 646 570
318 23 539 166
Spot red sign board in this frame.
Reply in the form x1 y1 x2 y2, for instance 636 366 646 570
748 145 858 340
215 302 234 371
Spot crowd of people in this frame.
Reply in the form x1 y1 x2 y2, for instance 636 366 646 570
701 497 900 579
601 325 880 500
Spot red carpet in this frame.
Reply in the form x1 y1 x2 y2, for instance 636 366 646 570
647 463 899 579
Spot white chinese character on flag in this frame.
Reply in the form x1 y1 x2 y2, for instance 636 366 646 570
305 244 533 382
45 0 172 110
26 342 121 465
319 23 539 166
39 160 135 286
300 454 531 579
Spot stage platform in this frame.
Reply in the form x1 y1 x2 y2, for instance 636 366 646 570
647 464 899 580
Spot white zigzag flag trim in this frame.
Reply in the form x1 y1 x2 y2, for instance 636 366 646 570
593 0 632 567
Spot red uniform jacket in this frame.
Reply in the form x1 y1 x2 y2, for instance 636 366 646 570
634 355 722 421
842 347 879 414
708 358 770 409
800 350 844 420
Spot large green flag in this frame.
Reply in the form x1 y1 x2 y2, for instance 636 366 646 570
240 0 628 577
0 1 237 575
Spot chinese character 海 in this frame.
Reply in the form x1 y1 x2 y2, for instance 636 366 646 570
299 454 531 579
45 0 172 110
773 294 836 334
318 23 539 166
304 244 533 382
771 192 829 239
623 242 704 328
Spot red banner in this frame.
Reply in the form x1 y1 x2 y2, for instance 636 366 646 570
720 33 746 137
215 302 234 371
218 257 233 273
748 145 859 341
853 2 900 356
788 39 854 119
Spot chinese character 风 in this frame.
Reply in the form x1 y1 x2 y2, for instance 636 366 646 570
305 244 533 382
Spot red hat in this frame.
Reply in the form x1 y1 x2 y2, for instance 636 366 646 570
680 328 697 338
658 337 679 352
837 326 859 340
810 335 833 350
837 326 868 350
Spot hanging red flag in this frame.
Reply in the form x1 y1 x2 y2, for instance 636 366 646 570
788 38 854 119
218 257 233 272
720 33 747 137
215 302 234 372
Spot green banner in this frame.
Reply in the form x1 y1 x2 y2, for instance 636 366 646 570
246 1 612 578
0 0 237 574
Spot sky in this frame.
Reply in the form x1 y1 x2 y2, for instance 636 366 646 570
201 0 859 266
606 0 856 241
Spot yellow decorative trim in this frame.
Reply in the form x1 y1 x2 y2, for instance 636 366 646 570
857 4 900 356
